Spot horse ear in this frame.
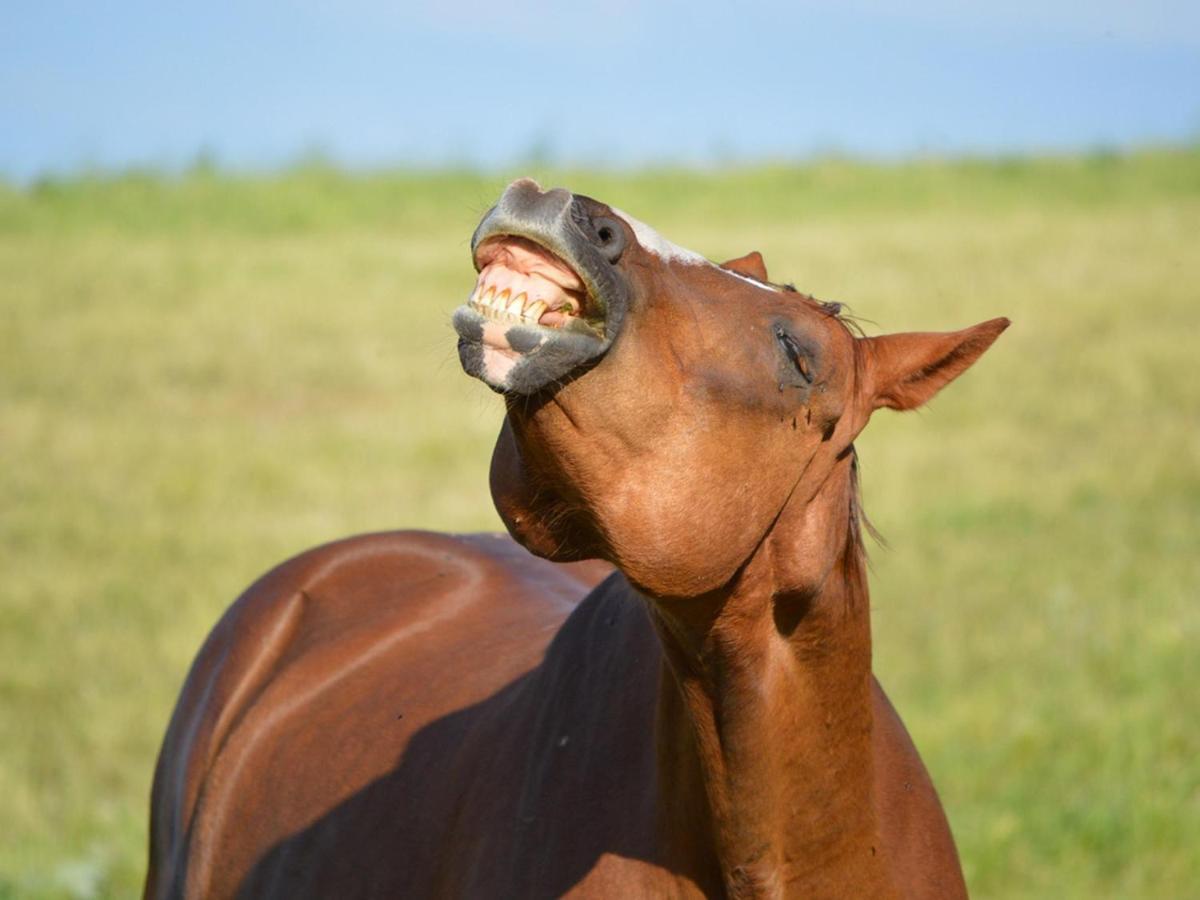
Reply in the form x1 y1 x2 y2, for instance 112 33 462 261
859 317 1010 412
721 251 769 282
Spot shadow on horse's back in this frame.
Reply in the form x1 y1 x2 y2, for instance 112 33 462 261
147 531 633 898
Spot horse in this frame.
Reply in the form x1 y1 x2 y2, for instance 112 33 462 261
144 179 1008 899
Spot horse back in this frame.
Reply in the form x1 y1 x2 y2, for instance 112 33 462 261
144 530 609 900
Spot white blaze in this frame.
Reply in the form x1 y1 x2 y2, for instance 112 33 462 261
610 206 781 294
610 207 707 264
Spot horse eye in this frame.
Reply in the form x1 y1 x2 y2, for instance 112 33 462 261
775 327 814 383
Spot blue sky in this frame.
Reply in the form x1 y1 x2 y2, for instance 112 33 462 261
3 1 1198 180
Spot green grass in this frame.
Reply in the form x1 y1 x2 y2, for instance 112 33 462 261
2 149 1198 898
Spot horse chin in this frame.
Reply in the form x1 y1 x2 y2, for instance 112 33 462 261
452 308 608 394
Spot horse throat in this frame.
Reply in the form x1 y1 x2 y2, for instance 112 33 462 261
643 469 899 898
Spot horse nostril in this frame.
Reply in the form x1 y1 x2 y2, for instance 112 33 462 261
590 216 626 263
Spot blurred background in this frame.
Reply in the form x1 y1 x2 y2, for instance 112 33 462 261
2 2 1198 898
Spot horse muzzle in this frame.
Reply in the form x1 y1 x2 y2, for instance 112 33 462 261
452 179 631 395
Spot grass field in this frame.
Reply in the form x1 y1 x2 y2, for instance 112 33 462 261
2 150 1198 898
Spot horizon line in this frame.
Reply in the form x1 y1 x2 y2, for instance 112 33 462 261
6 140 1198 189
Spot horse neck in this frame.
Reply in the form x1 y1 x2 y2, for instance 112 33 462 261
644 458 899 898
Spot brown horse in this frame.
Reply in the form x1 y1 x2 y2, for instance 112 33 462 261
145 180 1008 899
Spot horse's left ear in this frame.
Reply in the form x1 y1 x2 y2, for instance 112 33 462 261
859 317 1010 412
721 251 769 282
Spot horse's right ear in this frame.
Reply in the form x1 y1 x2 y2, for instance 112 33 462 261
721 251 769 282
858 318 1010 412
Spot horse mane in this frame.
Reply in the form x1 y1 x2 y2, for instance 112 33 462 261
845 450 884 590
778 283 872 338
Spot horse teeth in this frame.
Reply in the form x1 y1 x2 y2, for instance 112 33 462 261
469 280 582 328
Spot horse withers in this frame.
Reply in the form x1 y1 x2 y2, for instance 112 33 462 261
145 180 1008 899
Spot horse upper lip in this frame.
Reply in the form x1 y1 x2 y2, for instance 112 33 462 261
473 237 585 292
